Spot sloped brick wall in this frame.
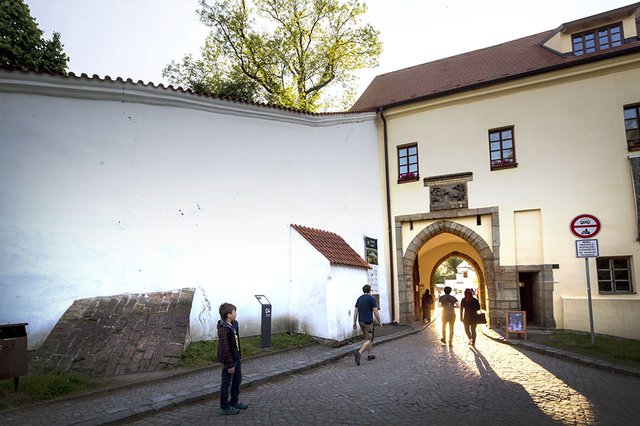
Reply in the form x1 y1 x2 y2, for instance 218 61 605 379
34 288 194 376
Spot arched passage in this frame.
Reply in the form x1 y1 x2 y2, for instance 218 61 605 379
397 220 496 325
428 251 486 311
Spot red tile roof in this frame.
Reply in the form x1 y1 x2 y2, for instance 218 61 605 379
351 4 640 112
291 224 370 269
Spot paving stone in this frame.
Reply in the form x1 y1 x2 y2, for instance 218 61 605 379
4 321 640 425
126 323 640 426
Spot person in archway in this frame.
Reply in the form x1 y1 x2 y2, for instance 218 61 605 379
460 288 481 346
353 284 383 365
438 286 458 346
421 288 433 322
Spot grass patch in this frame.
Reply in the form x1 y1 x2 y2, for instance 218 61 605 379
178 332 316 368
528 330 640 368
0 369 100 411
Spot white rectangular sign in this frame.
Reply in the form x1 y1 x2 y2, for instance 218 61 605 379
575 239 599 258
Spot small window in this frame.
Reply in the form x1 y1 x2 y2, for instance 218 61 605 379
572 23 622 56
596 257 633 293
624 104 640 151
488 126 517 170
397 143 419 183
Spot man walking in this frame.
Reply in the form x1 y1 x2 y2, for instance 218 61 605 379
438 286 459 346
353 284 382 365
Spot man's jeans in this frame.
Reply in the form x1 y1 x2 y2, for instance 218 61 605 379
220 360 242 409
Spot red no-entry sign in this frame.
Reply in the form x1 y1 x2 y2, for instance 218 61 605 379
570 214 601 238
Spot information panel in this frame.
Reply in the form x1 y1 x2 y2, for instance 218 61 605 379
505 310 527 340
575 239 599 258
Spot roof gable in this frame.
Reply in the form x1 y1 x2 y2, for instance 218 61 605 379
291 224 370 269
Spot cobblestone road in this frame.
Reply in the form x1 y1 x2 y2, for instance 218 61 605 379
125 322 640 425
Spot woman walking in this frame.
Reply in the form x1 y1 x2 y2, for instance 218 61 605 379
460 288 481 346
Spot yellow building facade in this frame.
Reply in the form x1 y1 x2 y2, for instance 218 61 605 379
354 3 640 338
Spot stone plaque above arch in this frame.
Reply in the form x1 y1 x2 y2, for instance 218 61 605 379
424 172 473 211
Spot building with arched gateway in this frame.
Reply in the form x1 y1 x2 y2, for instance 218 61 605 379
1 4 640 360
352 2 640 338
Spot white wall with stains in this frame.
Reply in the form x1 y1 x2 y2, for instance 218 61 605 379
0 72 387 348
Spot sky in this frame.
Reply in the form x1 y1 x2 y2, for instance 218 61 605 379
24 0 636 99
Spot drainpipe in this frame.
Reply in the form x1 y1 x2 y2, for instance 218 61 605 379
378 108 396 323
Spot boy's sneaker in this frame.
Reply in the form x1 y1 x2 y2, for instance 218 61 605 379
232 402 248 409
367 355 376 361
353 350 361 366
220 407 240 415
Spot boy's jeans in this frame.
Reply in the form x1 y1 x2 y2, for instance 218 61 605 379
220 360 242 409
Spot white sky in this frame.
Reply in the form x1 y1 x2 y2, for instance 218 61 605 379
24 0 635 98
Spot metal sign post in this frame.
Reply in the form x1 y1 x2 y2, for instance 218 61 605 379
583 256 596 347
571 214 601 347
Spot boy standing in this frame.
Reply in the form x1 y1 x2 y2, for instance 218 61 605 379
217 303 248 415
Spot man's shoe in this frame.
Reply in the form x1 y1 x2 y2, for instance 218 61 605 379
220 407 240 415
354 350 361 366
440 338 446 344
367 355 376 360
232 402 248 409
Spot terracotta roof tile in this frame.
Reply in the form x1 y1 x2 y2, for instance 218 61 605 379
351 5 640 112
291 224 370 269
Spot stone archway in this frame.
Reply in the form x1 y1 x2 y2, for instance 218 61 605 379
396 219 497 325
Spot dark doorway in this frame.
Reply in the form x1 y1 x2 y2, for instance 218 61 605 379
518 272 536 324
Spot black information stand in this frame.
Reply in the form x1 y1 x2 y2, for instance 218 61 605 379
254 295 272 349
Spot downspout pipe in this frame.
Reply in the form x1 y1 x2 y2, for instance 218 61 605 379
378 108 396 323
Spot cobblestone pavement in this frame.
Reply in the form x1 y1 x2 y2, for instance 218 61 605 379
126 324 640 426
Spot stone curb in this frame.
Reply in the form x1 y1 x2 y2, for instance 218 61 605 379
479 326 640 378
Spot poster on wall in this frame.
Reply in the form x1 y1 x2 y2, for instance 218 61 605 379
364 237 378 265
367 265 379 293
364 237 379 294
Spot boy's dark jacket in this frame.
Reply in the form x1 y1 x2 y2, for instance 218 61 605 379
217 319 241 369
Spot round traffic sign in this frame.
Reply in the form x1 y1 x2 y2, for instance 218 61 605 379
570 214 601 238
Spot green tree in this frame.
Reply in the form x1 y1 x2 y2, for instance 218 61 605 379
164 0 382 111
434 257 464 283
0 0 69 73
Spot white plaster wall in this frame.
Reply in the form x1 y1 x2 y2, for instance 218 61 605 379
0 74 387 348
562 297 640 340
289 229 370 341
290 229 331 337
326 265 367 342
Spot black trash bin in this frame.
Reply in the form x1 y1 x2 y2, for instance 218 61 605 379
0 323 29 390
